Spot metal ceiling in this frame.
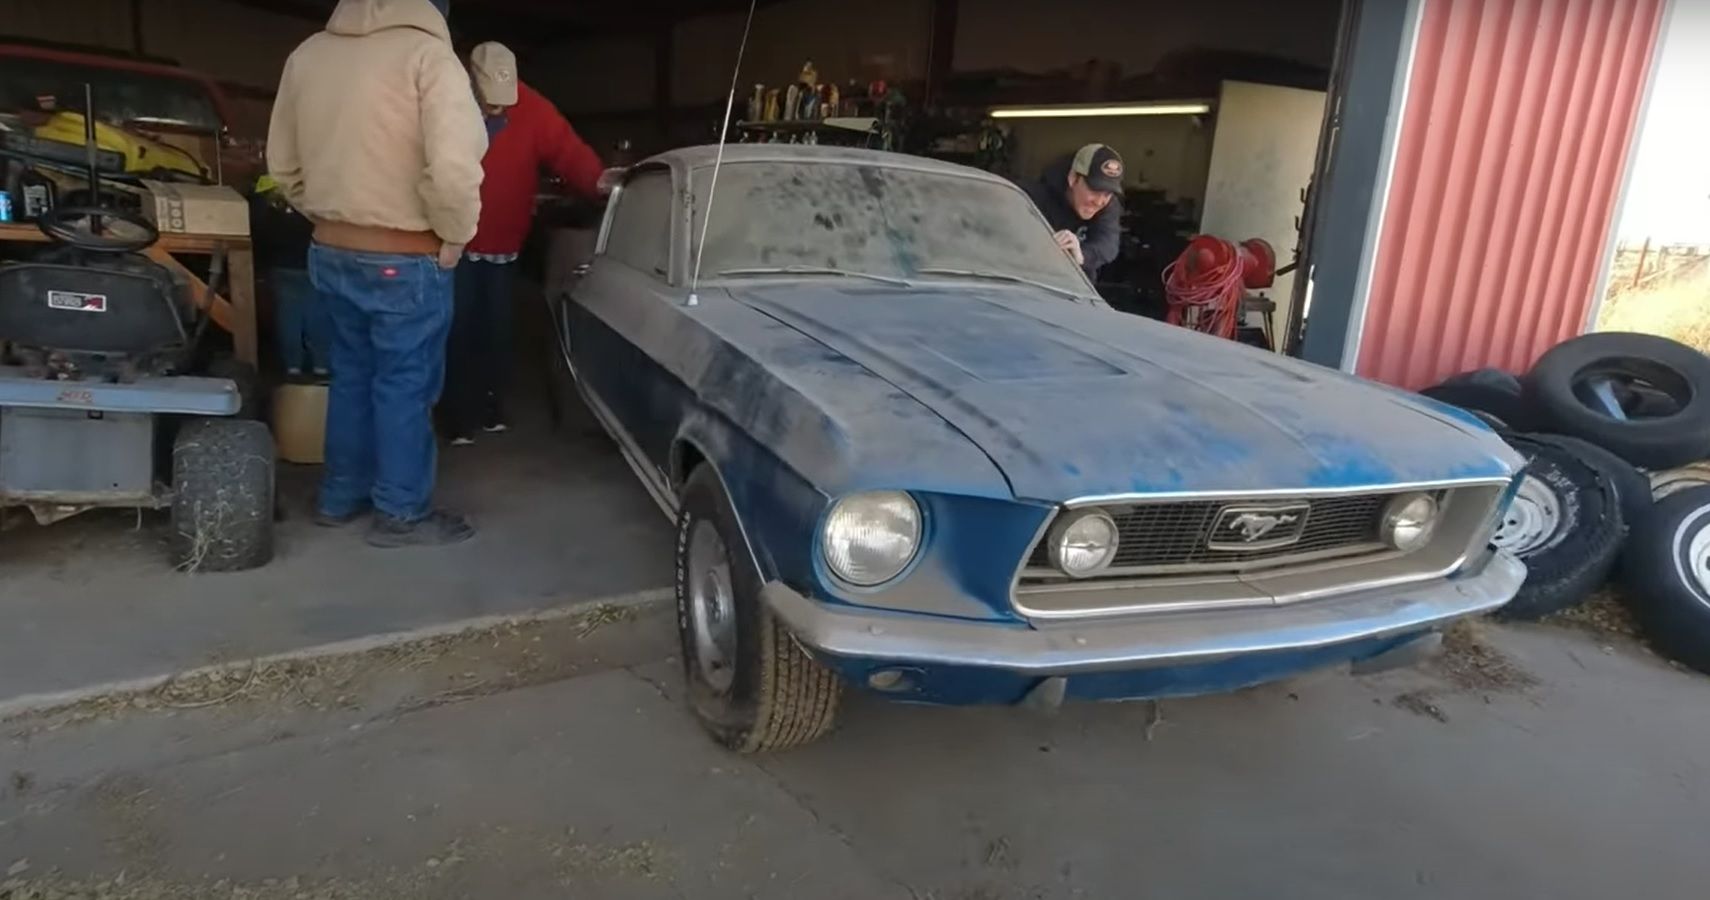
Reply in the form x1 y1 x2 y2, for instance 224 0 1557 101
227 0 775 42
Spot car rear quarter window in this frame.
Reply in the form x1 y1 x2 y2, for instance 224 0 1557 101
603 171 672 279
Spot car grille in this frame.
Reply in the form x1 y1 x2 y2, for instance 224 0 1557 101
1025 493 1392 577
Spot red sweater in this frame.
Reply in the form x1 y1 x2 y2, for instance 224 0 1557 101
467 83 604 255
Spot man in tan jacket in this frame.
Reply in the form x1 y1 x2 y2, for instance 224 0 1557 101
268 0 487 548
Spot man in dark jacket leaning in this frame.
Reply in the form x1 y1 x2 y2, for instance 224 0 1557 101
1022 143 1125 279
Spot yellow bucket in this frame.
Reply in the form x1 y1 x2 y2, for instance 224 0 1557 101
271 382 327 465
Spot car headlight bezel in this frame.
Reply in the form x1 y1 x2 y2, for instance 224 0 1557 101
1381 491 1440 552
820 491 924 587
1048 508 1120 578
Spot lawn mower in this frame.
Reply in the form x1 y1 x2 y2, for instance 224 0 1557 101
0 171 273 571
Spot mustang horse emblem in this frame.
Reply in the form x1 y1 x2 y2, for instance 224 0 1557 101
1226 511 1299 542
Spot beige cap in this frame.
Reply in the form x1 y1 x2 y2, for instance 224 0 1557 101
470 42 519 107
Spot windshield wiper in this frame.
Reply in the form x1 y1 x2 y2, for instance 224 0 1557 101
716 266 912 288
915 268 1092 303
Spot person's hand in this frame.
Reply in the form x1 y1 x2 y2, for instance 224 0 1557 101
437 242 464 269
1054 230 1084 265
596 167 626 197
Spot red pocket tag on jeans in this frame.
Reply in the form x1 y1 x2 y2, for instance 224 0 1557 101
382 267 399 278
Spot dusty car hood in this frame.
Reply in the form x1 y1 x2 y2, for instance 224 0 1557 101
731 283 1518 502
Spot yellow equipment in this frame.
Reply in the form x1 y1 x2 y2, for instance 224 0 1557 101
33 112 206 180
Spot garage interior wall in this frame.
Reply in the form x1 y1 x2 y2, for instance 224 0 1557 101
0 0 316 91
1353 0 1667 389
952 0 1341 77
4 0 1341 178
1199 80 1328 341
1004 116 1212 206
534 0 1341 158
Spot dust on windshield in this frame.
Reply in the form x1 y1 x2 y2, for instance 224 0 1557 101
692 160 1092 297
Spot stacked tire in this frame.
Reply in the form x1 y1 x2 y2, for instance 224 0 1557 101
1420 332 1710 674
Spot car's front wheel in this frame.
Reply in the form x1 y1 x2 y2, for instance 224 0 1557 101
676 465 840 753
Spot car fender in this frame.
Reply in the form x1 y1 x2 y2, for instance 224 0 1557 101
671 406 828 591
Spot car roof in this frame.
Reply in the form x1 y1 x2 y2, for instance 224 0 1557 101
643 144 1014 186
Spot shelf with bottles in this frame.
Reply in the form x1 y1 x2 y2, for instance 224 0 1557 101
734 116 885 147
738 61 908 148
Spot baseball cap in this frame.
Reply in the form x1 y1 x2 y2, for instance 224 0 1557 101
1071 143 1125 194
470 42 519 107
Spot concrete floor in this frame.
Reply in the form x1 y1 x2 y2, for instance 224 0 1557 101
4 286 1707 897
0 336 673 707
1 604 1706 899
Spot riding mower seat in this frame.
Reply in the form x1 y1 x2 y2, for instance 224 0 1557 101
0 244 194 381
0 203 275 571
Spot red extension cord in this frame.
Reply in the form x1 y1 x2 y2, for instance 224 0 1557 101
1162 236 1276 340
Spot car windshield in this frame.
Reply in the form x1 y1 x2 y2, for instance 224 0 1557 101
0 56 221 132
691 160 1093 298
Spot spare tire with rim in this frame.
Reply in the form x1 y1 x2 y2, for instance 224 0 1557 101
1420 368 1534 431
1621 485 1710 674
1522 332 1710 469
1490 434 1626 621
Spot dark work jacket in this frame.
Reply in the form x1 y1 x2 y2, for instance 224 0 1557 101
249 193 313 271
1022 156 1122 279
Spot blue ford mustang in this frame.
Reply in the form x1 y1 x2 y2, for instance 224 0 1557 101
548 145 1525 753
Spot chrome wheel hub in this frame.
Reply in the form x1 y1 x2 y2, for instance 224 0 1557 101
1492 474 1563 556
687 520 737 693
1687 526 1710 595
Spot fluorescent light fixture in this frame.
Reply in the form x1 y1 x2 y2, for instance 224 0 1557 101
989 101 1213 120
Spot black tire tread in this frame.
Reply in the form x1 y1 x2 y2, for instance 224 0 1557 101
739 611 842 753
1527 433 1653 534
677 465 840 754
170 417 275 572
1522 331 1710 469
1494 434 1626 621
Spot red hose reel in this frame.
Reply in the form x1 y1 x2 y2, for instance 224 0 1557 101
1162 235 1277 339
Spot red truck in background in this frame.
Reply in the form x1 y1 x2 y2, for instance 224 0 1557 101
0 40 265 188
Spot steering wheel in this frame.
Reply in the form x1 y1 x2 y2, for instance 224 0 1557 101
37 204 160 253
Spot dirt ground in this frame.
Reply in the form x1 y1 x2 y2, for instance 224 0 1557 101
2 600 1706 900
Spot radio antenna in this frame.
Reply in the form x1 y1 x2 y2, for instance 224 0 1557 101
687 0 758 306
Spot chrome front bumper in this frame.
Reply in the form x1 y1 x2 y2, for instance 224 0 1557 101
763 550 1525 674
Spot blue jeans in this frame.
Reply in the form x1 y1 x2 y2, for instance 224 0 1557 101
445 259 517 435
309 243 454 522
270 267 332 373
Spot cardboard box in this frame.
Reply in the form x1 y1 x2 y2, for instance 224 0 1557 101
139 180 249 237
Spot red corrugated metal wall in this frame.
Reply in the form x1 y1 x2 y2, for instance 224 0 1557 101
1355 0 1666 388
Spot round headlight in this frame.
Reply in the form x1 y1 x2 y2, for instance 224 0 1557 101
822 491 922 586
1382 492 1440 552
1050 509 1120 577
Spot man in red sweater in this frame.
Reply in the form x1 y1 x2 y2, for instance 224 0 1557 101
445 41 612 442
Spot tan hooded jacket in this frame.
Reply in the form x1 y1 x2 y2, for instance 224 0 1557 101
266 0 487 251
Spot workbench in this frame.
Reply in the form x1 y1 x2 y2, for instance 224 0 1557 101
0 222 258 366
